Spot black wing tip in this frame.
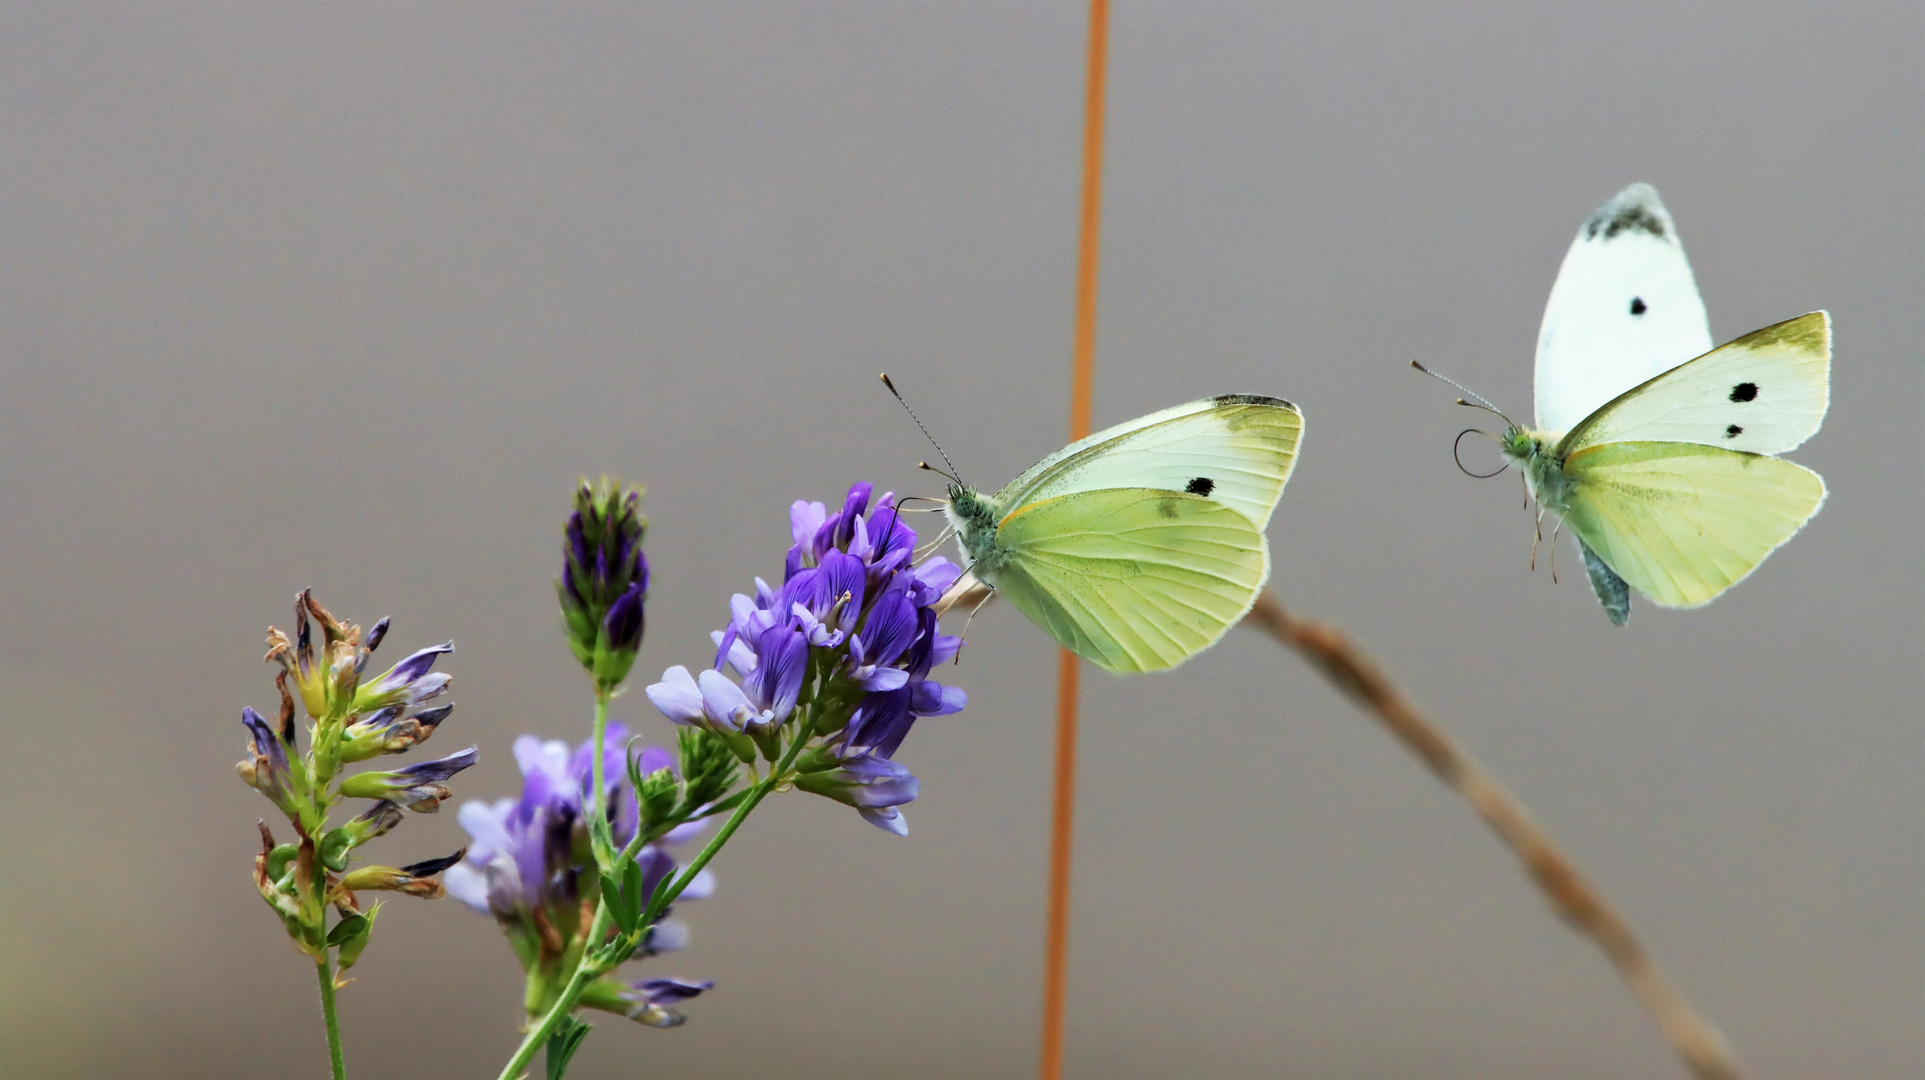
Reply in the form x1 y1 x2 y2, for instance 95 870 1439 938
1210 393 1296 411
1582 182 1675 242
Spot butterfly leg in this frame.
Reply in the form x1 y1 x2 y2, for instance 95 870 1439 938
955 581 999 661
914 526 957 562
1546 516 1564 584
1530 508 1545 572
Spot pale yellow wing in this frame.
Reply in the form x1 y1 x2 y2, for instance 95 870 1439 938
1559 441 1826 609
1560 312 1830 457
985 487 1269 673
997 395 1303 529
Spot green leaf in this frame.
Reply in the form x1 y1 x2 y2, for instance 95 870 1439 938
598 869 635 935
620 857 646 934
544 1014 592 1080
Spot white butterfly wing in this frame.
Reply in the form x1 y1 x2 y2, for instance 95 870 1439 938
1534 183 1712 434
1560 312 1830 457
996 395 1303 528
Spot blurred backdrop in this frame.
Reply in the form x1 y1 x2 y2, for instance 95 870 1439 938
3 3 1920 1077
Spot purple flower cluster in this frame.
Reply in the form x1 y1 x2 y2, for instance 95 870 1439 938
646 483 966 835
446 724 711 1023
558 481 650 690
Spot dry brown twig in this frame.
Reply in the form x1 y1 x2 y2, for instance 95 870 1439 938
1242 589 1743 1080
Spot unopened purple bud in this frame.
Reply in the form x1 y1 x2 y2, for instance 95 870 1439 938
340 702 455 763
353 642 454 712
559 479 649 684
340 800 405 847
833 483 873 549
236 707 297 815
340 848 465 899
339 747 479 811
622 977 713 1027
598 582 645 674
363 617 390 655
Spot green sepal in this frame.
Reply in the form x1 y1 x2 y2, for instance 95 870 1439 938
544 1014 593 1080
749 727 783 764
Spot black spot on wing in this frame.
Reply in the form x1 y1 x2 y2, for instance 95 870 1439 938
1629 297 1647 315
1155 497 1182 519
1184 477 1215 497
1725 424 1743 438
1729 382 1759 402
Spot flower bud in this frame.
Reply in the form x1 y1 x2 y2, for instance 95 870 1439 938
319 801 405 870
793 752 919 836
236 707 300 816
338 703 454 763
582 975 713 1028
339 747 478 811
636 766 679 831
352 642 454 714
339 849 465 899
558 479 649 691
675 727 740 814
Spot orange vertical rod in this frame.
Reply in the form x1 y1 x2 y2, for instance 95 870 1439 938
1040 3 1108 1079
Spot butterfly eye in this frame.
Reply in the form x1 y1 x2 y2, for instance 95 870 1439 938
1629 297 1647 315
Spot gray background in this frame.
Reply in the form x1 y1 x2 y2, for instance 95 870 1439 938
3 3 1920 1077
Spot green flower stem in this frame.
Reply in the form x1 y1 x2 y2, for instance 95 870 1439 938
589 690 613 866
494 712 819 1080
316 954 347 1080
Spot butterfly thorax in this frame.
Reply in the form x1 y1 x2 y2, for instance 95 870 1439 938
945 484 1012 575
1501 426 1577 514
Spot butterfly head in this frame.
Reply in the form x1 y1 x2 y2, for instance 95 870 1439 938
1497 426 1538 464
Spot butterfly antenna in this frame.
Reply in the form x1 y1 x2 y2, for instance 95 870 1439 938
881 373 965 488
1411 361 1517 428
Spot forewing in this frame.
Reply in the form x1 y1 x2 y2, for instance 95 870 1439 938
1560 312 1830 457
1559 441 1826 609
996 395 1302 529
1534 183 1713 434
988 488 1269 673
